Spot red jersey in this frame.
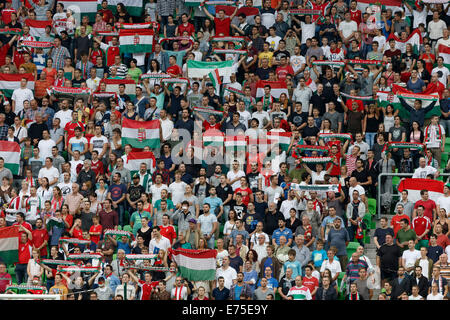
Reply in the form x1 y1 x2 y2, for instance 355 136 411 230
391 214 410 237
13 51 25 68
64 121 85 147
31 228 49 257
138 280 159 300
350 9 362 25
0 43 10 66
18 241 32 264
178 23 195 36
203 121 222 131
13 221 33 237
436 234 450 249
346 99 364 112
91 159 104 176
1 9 16 25
194 296 209 300
99 8 113 23
214 17 231 36
234 187 253 206
159 225 177 244
105 46 120 66
91 49 104 65
89 224 103 244
327 152 341 176
412 216 431 240
276 65 294 80
167 64 182 76
414 199 436 222
302 275 319 299
0 272 11 293
72 227 83 240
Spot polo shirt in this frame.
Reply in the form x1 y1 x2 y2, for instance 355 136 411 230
272 227 293 245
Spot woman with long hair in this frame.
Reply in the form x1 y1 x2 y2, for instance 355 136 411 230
27 249 44 285
51 186 64 213
245 249 259 273
381 104 398 133
42 58 57 85
61 204 73 231
128 58 142 83
223 210 237 246
37 177 52 202
137 216 152 247
200 19 215 42
123 101 139 121
95 178 108 204
363 104 381 149
433 208 450 237
115 2 132 23
0 176 11 205
377 76 391 92
145 59 162 89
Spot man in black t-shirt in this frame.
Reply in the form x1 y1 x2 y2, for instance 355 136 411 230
377 233 402 287
278 267 296 300
248 163 263 192
351 159 372 194
302 116 320 144
216 175 234 222
230 193 247 220
254 190 268 218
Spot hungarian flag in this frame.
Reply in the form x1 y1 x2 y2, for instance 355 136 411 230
208 68 221 94
437 44 450 69
122 118 160 149
119 29 154 54
169 248 217 281
0 141 22 175
256 80 288 99
267 131 292 152
398 178 444 202
235 6 260 24
124 151 156 176
59 0 98 21
24 19 52 40
203 129 224 148
184 0 202 6
97 0 143 16
224 135 247 151
187 60 233 78
384 29 422 54
0 73 35 98
0 226 19 264
377 85 441 122
102 79 136 100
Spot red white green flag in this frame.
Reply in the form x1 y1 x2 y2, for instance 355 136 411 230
122 118 160 149
169 248 217 281
0 226 19 264
119 29 154 54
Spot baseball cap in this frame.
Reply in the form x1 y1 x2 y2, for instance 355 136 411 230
188 218 197 224
133 173 140 179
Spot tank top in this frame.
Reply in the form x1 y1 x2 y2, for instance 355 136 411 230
366 115 380 133
384 115 394 132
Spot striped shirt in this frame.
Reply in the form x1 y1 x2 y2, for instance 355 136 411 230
287 286 312 300
50 46 70 70
156 0 176 16
109 63 128 79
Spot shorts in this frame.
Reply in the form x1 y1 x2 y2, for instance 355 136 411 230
380 269 397 282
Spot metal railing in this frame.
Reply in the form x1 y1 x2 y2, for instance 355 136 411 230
376 173 450 219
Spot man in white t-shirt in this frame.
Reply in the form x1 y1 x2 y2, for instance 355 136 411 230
320 249 342 280
349 177 366 205
11 78 34 114
149 174 169 203
435 29 450 55
68 127 88 160
38 157 60 187
437 186 450 220
290 45 306 79
338 12 357 46
148 226 171 254
159 109 174 142
53 99 73 129
402 240 421 274
171 276 189 300
227 160 246 191
37 130 56 160
90 125 109 160
215 256 237 289
412 157 439 179
431 57 450 87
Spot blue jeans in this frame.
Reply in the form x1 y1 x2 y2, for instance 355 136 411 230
116 203 125 227
15 263 28 285
365 132 376 149
206 235 215 249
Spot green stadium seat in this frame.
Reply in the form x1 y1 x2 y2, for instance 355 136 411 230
446 137 450 145
368 198 376 216
123 225 132 233
364 230 371 244
346 242 360 260
117 225 122 230
442 152 449 168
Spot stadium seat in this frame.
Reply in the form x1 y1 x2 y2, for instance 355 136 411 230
123 225 132 233
117 225 122 230
368 198 376 216
346 242 360 260
442 152 449 168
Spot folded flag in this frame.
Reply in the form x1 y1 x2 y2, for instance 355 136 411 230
267 131 292 152
20 40 54 48
140 73 171 79
318 133 353 141
0 28 22 35
125 254 157 260
122 118 160 149
67 253 103 260
0 226 19 264
384 29 422 54
437 44 450 68
398 178 444 202
125 151 156 176
102 79 136 100
224 135 247 151
346 59 384 66
312 60 346 67
187 60 234 78
24 19 53 40
255 80 288 99
203 129 225 147
41 259 75 266
291 184 340 193
0 141 20 175
208 68 221 93
340 91 375 101
119 28 154 54
169 248 217 281
120 22 153 29
300 156 334 164
382 142 425 153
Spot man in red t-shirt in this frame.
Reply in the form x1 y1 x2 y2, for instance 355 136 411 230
16 226 33 284
159 215 177 245
413 190 437 222
203 6 238 36
234 177 253 206
0 35 17 66
275 56 294 81
0 262 11 293
31 218 49 258
302 265 319 299
89 216 103 245
64 111 85 148
129 271 158 300
390 204 410 237
177 13 195 36
411 206 432 244
12 213 32 236
349 0 362 26
166 56 182 77
98 0 114 23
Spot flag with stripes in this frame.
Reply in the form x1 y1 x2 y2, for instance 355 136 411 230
224 135 247 151
24 19 52 40
124 151 156 176
119 29 154 54
0 226 19 264
267 132 292 152
122 118 160 149
203 129 225 148
59 0 98 21
256 80 289 99
97 0 143 16
102 79 136 100
437 44 450 68
0 73 35 98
